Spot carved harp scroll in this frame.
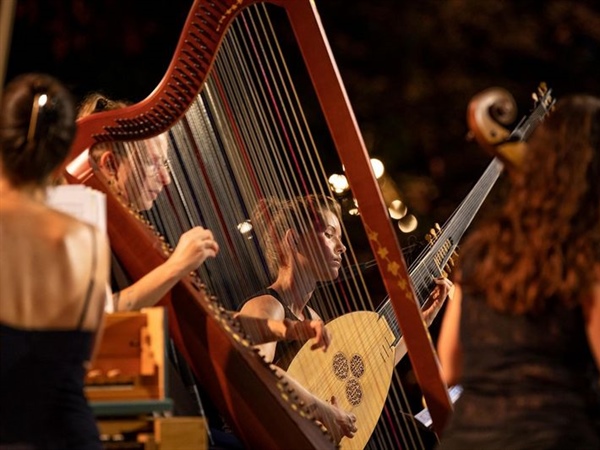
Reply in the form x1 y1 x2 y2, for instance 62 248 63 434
66 0 451 446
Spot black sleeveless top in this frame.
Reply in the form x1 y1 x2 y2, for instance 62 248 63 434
0 233 102 449
437 291 600 449
240 288 314 370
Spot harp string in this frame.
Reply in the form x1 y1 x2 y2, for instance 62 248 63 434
253 5 377 319
240 5 380 334
221 7 358 331
261 6 424 448
212 6 358 320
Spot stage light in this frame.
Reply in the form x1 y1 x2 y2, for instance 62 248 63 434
237 220 253 235
328 173 349 194
398 214 418 233
370 158 384 179
388 199 407 220
348 198 360 216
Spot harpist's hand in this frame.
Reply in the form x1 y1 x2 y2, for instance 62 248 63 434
284 319 332 352
167 226 219 276
315 395 357 444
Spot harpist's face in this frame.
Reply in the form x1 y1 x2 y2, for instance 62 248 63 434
114 134 171 212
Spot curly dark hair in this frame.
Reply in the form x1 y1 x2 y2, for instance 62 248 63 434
460 95 600 314
0 73 76 186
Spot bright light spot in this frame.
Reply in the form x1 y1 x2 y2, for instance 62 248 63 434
370 158 384 179
398 214 418 233
328 173 349 194
38 94 48 107
388 199 407 220
237 220 253 234
348 198 360 216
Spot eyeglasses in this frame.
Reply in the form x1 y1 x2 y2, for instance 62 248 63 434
143 158 170 179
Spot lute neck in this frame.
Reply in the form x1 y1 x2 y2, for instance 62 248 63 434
379 84 555 341
379 156 504 341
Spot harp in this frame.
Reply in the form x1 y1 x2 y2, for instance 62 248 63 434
66 1 451 448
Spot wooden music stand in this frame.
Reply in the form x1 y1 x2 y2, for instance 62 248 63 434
86 307 207 449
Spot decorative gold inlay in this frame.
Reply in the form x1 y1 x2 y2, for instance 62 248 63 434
366 224 414 302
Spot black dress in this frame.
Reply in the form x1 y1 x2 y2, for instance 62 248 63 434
0 325 102 449
1 231 102 450
437 291 600 450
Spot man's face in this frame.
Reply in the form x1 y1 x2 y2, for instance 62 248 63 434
116 133 171 211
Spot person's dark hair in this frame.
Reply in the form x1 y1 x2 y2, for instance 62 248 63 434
0 73 76 187
252 194 342 277
460 95 600 314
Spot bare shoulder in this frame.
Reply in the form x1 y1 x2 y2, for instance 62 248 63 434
0 195 109 329
240 293 285 320
2 193 90 243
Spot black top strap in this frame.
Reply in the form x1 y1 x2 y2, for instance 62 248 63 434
240 287 314 370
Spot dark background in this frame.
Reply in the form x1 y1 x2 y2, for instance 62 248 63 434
6 0 600 241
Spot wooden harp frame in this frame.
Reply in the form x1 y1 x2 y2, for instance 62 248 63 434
66 0 451 447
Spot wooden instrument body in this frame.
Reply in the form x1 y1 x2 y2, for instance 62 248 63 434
288 311 396 450
287 83 556 448
85 308 168 405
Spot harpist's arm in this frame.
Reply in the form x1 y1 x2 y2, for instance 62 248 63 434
235 313 331 350
114 227 218 311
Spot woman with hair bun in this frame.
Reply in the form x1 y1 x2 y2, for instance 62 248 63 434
0 73 110 449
